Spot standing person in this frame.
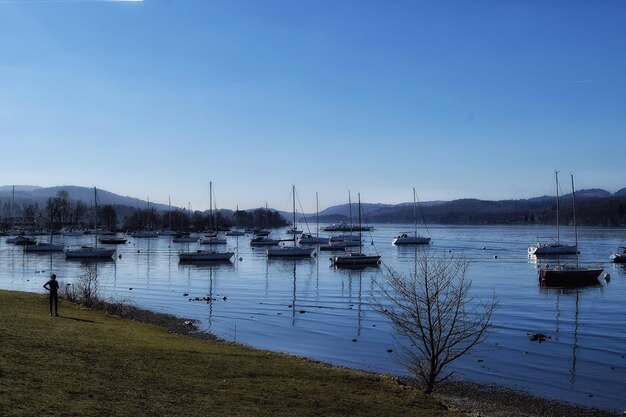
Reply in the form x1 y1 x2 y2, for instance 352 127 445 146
43 273 59 316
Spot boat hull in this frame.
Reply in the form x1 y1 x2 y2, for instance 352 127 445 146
178 251 234 261
65 247 116 259
393 235 431 245
332 253 381 267
539 266 603 287
267 247 315 257
610 253 626 263
529 243 578 256
24 243 65 252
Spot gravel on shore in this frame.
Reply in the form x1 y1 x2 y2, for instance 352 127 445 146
431 380 621 417
92 299 621 417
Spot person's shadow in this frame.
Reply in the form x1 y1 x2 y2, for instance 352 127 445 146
58 316 98 323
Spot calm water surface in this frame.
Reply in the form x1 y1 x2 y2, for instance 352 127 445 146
1 224 625 411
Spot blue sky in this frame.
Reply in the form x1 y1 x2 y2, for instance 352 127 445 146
1 0 625 211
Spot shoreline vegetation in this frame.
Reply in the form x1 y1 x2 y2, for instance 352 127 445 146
0 290 618 417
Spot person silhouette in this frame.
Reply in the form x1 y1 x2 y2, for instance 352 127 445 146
43 273 60 316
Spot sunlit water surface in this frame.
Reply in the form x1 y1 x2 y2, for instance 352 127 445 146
1 224 625 411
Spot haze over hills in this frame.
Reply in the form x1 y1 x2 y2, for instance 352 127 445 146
1 185 626 226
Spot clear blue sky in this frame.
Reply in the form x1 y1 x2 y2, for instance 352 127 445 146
1 0 625 211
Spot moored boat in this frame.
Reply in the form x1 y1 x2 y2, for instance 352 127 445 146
538 264 603 287
24 242 65 252
179 250 234 262
610 247 626 263
537 174 602 286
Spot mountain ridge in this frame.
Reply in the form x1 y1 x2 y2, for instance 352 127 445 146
1 185 626 226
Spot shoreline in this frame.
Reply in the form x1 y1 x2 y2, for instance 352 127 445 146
91 297 620 417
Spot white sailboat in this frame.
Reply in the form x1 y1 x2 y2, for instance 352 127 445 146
179 182 233 262
392 187 431 245
267 185 316 258
65 188 116 259
528 171 578 256
332 193 381 267
299 192 328 245
199 183 227 245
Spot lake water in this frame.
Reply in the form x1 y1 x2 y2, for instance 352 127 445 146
1 224 625 411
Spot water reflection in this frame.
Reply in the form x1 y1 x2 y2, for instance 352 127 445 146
539 286 588 386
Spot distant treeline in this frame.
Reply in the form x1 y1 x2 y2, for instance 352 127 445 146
317 196 626 227
0 190 289 232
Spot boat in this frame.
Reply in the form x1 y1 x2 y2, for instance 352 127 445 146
200 236 227 245
538 264 603 287
250 236 281 246
528 171 578 256
179 250 234 262
323 222 373 232
267 186 316 258
199 182 227 245
298 192 328 245
299 233 328 244
65 187 116 260
172 233 198 243
14 236 37 246
610 247 626 263
98 237 127 245
392 188 431 245
537 174 602 286
286 227 303 235
225 230 246 237
319 242 348 251
130 230 159 238
24 242 65 252
332 193 381 267
179 182 233 262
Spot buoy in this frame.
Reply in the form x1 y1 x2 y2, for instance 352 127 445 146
494 255 498 259
239 257 243 261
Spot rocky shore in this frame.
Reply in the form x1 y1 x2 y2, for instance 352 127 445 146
432 380 620 417
94 299 621 417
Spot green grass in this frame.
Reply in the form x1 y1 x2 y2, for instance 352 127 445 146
0 290 461 417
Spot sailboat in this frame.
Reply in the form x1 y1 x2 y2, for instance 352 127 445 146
267 186 316 257
610 247 626 263
65 188 116 259
179 182 234 262
299 192 329 245
392 187 431 245
199 182 227 245
25 204 65 252
538 174 603 287
528 171 578 256
327 191 361 249
130 197 159 238
331 193 381 267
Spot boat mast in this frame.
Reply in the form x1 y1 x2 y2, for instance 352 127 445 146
94 187 98 248
555 171 560 244
209 182 213 234
358 192 362 253
413 187 418 237
348 191 352 236
316 192 319 238
571 174 578 248
292 184 296 247
168 196 172 231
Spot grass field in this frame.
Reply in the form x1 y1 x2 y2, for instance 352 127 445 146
0 290 461 417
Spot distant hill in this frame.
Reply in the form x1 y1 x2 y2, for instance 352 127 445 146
2 184 626 226
310 189 626 226
0 185 171 212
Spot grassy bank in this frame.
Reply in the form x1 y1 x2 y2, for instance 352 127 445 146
0 290 460 417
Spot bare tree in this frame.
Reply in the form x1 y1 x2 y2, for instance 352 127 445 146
375 251 497 394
